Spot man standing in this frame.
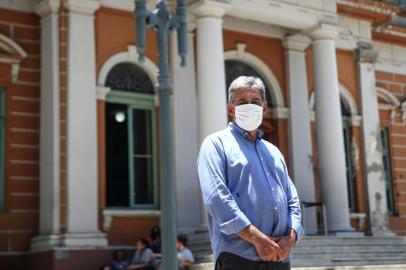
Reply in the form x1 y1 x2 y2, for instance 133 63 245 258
197 76 303 270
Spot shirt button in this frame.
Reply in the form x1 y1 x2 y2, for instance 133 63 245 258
266 172 270 176
260 156 264 160
271 188 275 191
274 207 278 210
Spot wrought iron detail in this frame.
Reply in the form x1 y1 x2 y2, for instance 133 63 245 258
225 60 272 105
106 63 154 94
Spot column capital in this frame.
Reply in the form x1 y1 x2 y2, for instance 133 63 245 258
308 23 339 41
283 34 311 52
355 41 379 63
64 0 100 15
35 0 61 17
191 0 231 19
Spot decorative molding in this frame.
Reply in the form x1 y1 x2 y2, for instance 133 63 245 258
401 102 406 125
191 0 231 19
0 33 27 83
97 86 110 100
377 87 400 123
355 41 378 63
64 0 100 15
97 45 158 91
283 34 311 52
308 23 340 41
272 107 289 119
224 49 285 107
103 209 161 231
236 43 246 59
351 115 362 127
35 0 61 17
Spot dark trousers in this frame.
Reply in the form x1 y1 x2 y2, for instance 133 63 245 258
215 252 290 270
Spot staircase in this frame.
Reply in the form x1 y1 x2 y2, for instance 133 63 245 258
187 232 406 270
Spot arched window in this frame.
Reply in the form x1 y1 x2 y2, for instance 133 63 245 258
341 98 357 212
105 63 157 208
225 60 272 105
225 60 276 143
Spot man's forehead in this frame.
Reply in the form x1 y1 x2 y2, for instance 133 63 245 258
234 88 262 98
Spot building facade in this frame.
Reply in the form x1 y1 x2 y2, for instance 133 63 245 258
0 0 405 268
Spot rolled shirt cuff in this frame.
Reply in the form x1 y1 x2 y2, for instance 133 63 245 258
289 223 304 242
219 213 251 235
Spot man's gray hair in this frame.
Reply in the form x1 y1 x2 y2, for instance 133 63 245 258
228 76 266 103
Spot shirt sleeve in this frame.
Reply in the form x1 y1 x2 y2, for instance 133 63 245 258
284 162 304 241
183 248 194 263
197 136 251 235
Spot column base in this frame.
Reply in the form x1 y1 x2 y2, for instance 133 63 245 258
31 232 108 251
371 227 396 236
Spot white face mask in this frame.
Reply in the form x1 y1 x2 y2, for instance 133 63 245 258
234 104 263 131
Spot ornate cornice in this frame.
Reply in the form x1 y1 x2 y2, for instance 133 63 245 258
64 0 100 15
191 0 231 19
355 41 379 63
35 0 61 17
308 23 340 41
283 34 311 52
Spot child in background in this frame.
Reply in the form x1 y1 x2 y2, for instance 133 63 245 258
177 235 194 270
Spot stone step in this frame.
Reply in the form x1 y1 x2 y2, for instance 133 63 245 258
188 236 406 269
190 263 406 270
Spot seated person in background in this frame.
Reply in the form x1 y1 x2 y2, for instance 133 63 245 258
101 249 128 270
127 238 155 270
177 235 194 270
147 225 162 255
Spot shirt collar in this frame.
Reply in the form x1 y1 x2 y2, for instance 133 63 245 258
228 122 263 141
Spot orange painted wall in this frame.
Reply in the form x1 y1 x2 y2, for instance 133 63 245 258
95 7 158 73
0 8 40 251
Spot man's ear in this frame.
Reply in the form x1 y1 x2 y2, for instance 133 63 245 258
263 100 269 113
227 102 235 119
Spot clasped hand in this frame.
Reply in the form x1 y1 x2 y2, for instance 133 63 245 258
253 234 295 262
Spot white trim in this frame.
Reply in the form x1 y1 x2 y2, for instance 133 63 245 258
0 33 27 60
0 34 27 82
402 102 406 125
224 48 285 107
64 0 100 14
223 16 286 39
97 45 158 91
377 87 401 109
377 87 401 123
96 86 110 100
375 59 406 75
103 209 161 231
309 84 359 114
272 107 289 119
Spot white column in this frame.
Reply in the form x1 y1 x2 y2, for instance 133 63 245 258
356 43 394 235
194 0 230 230
171 31 201 233
31 0 61 250
63 0 106 246
284 35 317 235
310 24 353 233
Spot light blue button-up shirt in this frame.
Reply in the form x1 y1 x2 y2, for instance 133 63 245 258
197 122 303 262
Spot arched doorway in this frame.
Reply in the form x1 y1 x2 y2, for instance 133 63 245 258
104 63 158 209
224 60 277 144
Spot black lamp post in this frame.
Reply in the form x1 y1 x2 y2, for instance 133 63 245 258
134 1 188 269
